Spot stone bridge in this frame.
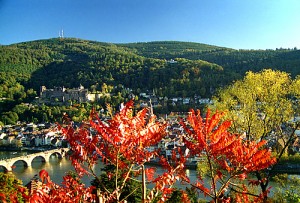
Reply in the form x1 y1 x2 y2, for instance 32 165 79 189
0 148 69 171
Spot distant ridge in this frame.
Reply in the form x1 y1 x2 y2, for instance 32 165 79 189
0 37 299 97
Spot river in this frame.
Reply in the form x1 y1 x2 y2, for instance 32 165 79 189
0 150 292 199
0 151 199 188
0 150 107 186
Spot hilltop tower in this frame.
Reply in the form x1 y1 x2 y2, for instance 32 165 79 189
59 29 64 39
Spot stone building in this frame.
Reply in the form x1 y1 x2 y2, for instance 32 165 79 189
40 85 89 103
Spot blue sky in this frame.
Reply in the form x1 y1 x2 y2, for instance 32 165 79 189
1 0 300 49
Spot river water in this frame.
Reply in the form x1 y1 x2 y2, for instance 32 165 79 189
0 151 107 186
0 150 289 199
0 151 198 188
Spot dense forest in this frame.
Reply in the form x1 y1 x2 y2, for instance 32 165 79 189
0 38 300 124
120 41 300 77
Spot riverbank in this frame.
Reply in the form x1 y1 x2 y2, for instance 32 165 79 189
272 164 300 174
0 146 59 153
0 146 24 151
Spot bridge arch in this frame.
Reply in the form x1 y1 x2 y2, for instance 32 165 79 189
30 155 47 166
11 159 31 168
0 165 9 172
48 151 63 159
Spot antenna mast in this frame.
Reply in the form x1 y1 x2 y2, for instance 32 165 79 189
59 29 64 39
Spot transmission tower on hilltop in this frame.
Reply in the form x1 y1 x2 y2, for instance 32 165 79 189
59 29 64 39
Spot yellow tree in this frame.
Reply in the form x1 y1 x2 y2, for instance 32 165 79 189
210 69 299 199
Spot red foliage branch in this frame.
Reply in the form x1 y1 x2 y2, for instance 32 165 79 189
59 100 186 202
60 100 167 174
180 109 277 202
25 170 95 203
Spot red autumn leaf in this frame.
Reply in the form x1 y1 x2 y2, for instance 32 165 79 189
145 167 156 181
238 173 247 180
39 169 50 184
181 191 191 203
0 193 7 203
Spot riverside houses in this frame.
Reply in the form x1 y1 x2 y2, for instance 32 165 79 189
0 123 66 149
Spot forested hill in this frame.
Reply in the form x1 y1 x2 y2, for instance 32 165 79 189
1 38 300 101
1 38 300 124
120 41 300 77
117 41 229 58
0 38 226 100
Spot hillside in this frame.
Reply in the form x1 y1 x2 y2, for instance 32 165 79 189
1 38 300 100
0 38 226 99
1 38 300 124
119 41 300 77
117 41 229 58
1 38 300 96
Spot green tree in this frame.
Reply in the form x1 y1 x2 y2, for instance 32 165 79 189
1 111 19 125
